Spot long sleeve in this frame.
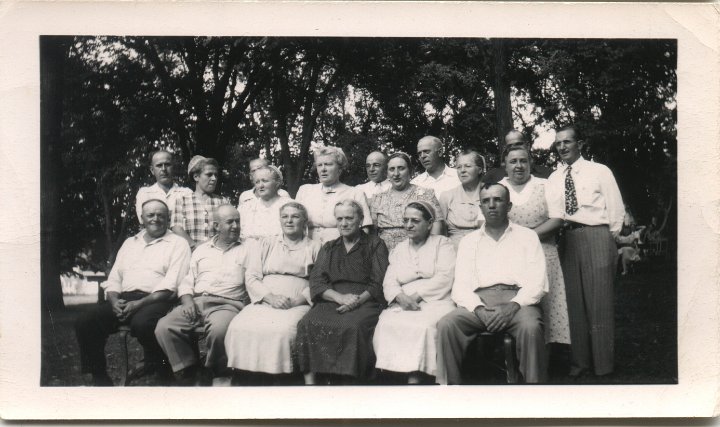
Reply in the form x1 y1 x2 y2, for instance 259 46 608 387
406 236 455 302
245 238 271 303
381 247 404 303
352 188 374 228
151 238 191 293
599 166 625 236
103 239 129 294
450 234 484 311
367 237 390 304
171 193 185 229
135 188 146 223
309 242 333 302
509 232 548 307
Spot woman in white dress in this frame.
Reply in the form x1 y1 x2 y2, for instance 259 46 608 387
498 145 570 346
224 202 321 375
295 146 373 244
373 201 456 384
238 165 292 243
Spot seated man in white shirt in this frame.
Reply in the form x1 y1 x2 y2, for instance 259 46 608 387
238 157 290 205
75 200 191 386
410 135 461 197
356 151 391 200
155 205 250 386
135 150 192 224
436 183 548 384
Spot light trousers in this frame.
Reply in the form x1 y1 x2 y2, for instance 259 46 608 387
155 295 244 372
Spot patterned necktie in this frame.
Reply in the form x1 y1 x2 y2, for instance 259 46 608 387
565 165 579 215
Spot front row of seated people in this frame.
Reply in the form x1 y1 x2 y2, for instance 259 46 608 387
76 182 548 386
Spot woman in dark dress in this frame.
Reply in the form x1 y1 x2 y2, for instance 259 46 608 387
295 199 390 385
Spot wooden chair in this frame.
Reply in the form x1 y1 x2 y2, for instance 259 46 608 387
473 331 520 384
112 324 206 386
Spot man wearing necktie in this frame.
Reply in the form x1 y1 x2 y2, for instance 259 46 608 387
546 126 625 379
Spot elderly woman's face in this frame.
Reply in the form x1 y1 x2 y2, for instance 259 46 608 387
253 169 280 200
456 154 483 186
194 164 218 194
335 204 362 238
387 157 411 191
504 150 531 185
403 207 432 243
280 206 306 238
316 155 341 186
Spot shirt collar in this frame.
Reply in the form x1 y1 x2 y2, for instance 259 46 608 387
331 231 369 247
207 234 241 251
134 229 173 245
478 221 514 242
321 182 341 193
561 156 586 171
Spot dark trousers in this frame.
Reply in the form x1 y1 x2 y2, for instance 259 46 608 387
562 225 617 375
74 291 173 375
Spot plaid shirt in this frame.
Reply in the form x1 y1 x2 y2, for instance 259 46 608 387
171 192 230 246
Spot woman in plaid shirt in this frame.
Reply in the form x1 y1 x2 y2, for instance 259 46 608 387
171 155 230 250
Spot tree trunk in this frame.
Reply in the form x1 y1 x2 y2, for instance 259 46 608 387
40 36 68 310
492 39 513 154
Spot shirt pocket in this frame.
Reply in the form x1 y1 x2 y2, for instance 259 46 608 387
575 175 601 208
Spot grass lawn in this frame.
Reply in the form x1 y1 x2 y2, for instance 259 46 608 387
41 255 677 386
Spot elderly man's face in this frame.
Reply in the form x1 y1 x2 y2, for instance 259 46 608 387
215 205 240 244
141 201 169 238
417 139 443 172
479 185 511 227
365 152 387 183
151 152 174 187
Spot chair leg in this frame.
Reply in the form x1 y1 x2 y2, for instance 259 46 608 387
503 333 519 384
120 330 130 386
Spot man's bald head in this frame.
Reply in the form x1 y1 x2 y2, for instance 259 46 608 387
504 130 528 149
365 151 388 183
213 205 241 244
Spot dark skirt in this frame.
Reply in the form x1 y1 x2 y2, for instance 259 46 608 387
296 284 382 378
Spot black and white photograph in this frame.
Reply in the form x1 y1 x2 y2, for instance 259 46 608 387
1 1 718 420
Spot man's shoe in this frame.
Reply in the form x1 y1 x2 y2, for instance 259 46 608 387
212 376 232 387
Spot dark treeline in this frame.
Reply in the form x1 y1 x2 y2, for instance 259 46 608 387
40 36 676 308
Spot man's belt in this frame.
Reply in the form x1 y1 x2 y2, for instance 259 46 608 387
479 284 519 291
564 221 589 230
194 292 243 302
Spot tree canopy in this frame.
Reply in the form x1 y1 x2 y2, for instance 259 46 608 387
41 36 677 308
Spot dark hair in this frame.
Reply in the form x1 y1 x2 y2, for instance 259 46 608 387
501 145 532 165
405 202 435 222
388 151 413 169
556 125 583 141
480 182 511 202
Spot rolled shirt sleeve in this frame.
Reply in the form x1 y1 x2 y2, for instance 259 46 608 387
451 234 485 311
151 237 191 293
103 241 129 294
599 166 626 236
509 232 548 307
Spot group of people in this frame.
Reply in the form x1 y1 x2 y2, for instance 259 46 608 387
74 125 625 386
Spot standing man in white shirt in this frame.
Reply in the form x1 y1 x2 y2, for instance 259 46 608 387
545 125 625 378
410 136 461 197
238 157 290 205
435 183 548 384
135 150 192 224
75 199 191 385
356 151 391 200
155 205 249 386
